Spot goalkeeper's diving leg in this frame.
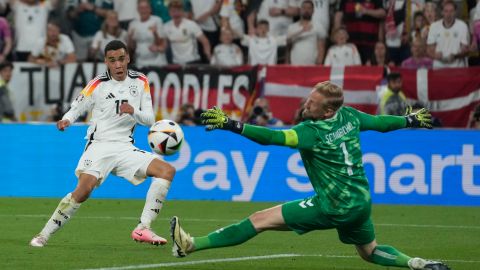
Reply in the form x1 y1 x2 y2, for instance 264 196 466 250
170 204 287 257
357 241 452 270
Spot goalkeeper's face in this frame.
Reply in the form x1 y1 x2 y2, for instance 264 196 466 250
105 48 130 81
302 90 335 121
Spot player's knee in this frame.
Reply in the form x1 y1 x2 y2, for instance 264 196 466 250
71 188 93 203
152 162 176 180
248 211 265 232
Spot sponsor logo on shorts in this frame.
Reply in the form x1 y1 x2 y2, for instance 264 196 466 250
84 159 92 168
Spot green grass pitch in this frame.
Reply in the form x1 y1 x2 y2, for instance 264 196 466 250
1 198 479 270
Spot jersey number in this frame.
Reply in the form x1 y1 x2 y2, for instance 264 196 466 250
115 99 129 114
340 142 353 176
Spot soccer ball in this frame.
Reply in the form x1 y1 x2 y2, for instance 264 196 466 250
148 120 184 156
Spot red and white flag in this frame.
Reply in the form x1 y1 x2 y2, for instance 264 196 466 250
397 67 480 127
264 66 384 124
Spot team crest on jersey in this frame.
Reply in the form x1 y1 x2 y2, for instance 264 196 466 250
129 85 139 97
84 159 92 168
75 94 85 102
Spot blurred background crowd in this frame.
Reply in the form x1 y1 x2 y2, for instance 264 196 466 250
0 0 479 127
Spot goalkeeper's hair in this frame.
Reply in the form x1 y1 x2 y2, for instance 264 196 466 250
314 81 344 112
104 40 128 56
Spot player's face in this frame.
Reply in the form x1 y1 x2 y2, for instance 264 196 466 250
105 48 130 81
0 66 12 82
302 90 335 120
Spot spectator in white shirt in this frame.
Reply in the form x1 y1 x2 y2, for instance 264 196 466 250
190 0 222 50
90 10 127 61
128 0 167 68
324 27 361 67
12 0 57 61
257 0 298 37
220 0 245 39
211 28 243 66
112 0 138 29
28 22 76 67
287 0 326 65
164 0 212 64
242 20 280 65
427 0 470 68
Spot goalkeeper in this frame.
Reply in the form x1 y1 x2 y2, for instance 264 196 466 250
170 81 450 270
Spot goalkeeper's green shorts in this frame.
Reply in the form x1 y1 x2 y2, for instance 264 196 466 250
281 196 375 245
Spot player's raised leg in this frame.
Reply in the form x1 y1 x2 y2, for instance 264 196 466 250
30 173 98 247
132 158 175 246
171 204 288 257
356 241 451 270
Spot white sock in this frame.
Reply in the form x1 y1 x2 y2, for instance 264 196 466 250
40 193 81 240
137 177 171 229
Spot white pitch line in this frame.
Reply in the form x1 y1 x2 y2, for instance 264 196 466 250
79 254 301 270
80 253 480 270
3 214 480 230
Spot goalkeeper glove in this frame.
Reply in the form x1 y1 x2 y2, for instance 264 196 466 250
200 106 244 133
405 106 433 129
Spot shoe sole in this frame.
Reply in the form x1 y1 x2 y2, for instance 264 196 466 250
170 216 186 258
132 238 167 246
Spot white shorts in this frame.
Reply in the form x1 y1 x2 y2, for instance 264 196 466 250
75 141 157 186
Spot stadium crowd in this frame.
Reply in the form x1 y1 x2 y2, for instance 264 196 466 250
0 0 479 126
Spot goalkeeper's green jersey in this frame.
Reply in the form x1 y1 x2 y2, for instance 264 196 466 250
291 106 404 215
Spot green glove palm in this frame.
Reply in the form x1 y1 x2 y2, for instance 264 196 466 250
200 106 244 133
405 106 433 129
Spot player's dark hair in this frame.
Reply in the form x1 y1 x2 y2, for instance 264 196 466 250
0 61 13 71
386 72 402 82
104 40 128 56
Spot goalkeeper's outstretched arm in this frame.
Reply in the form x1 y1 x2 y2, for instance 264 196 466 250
200 107 296 147
354 106 433 132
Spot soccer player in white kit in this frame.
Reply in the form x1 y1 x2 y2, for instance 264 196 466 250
30 40 174 247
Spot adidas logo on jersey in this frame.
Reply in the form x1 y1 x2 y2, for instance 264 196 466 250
105 93 116 99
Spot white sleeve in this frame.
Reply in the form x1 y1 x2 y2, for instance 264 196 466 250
63 79 97 123
133 76 155 126
426 24 436 45
324 49 332 66
190 21 204 38
155 17 166 38
460 22 470 45
351 44 362 65
234 45 243 65
91 31 102 49
63 35 75 54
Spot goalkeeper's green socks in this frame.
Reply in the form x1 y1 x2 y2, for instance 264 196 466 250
39 193 81 240
370 245 411 267
192 218 258 251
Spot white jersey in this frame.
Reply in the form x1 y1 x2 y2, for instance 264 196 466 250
211 43 243 66
30 34 75 62
63 70 155 143
427 19 469 68
242 35 278 65
128 15 167 68
190 0 218 32
220 0 245 38
324 43 362 67
164 18 203 64
287 22 326 65
12 0 51 52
